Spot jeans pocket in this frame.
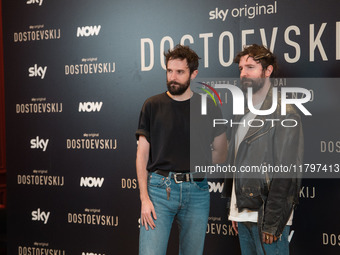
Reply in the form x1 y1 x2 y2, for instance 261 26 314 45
148 173 166 188
193 179 209 191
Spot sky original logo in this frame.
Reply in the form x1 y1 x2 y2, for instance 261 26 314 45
18 245 65 255
26 0 43 6
80 177 104 188
209 2 277 21
32 208 50 224
209 8 229 21
77 25 101 37
65 57 115 76
30 136 49 152
16 98 63 114
78 102 103 112
68 211 118 227
66 133 117 150
28 64 47 79
14 25 61 43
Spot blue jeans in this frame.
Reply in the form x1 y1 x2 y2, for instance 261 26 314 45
139 172 210 255
238 222 290 255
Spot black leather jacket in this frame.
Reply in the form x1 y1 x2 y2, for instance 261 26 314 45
222 86 303 237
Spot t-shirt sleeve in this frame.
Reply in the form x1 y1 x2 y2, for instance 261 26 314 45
136 100 151 142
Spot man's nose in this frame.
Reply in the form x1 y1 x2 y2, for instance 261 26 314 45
240 69 247 78
169 72 177 80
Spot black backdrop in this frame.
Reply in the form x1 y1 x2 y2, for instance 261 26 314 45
3 0 340 254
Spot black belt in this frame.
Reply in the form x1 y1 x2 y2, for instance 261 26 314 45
154 170 204 183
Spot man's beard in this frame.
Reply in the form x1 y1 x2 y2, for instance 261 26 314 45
167 78 190 95
240 76 265 94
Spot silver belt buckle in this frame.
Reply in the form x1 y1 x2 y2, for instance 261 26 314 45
173 173 190 183
173 174 183 184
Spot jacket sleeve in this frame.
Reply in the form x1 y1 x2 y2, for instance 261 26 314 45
262 112 303 236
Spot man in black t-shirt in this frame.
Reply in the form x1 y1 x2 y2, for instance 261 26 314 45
136 45 228 255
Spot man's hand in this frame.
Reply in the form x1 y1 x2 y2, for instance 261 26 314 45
136 135 157 230
141 198 157 230
262 232 278 244
232 221 238 235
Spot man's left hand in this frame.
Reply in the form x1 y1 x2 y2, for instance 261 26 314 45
262 232 278 244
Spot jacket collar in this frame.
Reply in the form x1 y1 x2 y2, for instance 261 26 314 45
242 85 277 140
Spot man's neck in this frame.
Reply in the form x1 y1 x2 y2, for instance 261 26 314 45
251 79 271 106
167 88 192 101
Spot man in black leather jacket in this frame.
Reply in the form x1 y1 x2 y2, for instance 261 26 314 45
222 44 303 255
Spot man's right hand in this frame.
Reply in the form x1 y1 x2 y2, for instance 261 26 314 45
141 198 157 230
232 221 239 235
136 135 157 230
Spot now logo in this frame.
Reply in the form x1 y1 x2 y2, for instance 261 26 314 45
78 102 103 112
80 177 104 188
77 25 101 37
208 182 224 193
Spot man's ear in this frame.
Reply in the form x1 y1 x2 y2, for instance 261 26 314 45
190 70 198 80
265 65 273 77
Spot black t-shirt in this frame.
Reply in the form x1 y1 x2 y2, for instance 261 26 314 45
136 92 225 172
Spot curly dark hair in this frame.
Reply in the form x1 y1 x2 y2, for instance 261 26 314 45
234 44 278 77
164 44 200 75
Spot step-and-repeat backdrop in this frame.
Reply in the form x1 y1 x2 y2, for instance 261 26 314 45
3 0 340 254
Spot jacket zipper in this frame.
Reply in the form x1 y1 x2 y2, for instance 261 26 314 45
234 126 274 192
233 126 271 166
247 125 275 144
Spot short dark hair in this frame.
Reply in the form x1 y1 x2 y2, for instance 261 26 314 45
165 45 200 74
234 44 278 77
